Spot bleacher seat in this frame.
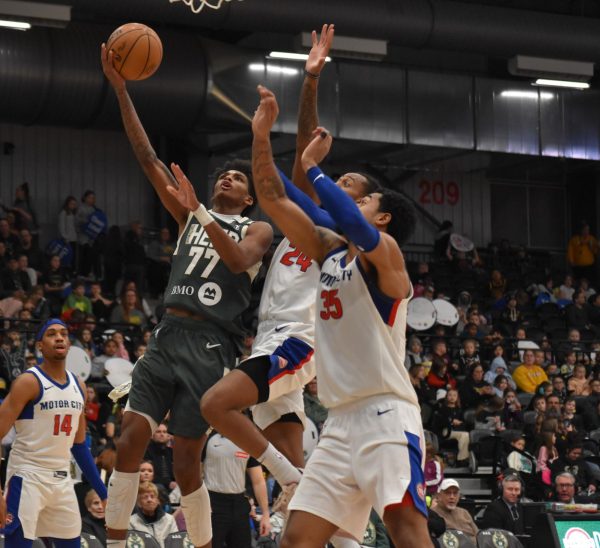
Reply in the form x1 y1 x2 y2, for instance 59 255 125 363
127 530 161 548
81 533 103 548
164 532 193 548
469 430 502 469
463 409 477 429
589 429 600 445
439 529 476 548
477 529 523 548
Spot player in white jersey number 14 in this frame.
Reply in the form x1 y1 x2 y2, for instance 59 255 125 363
0 319 107 548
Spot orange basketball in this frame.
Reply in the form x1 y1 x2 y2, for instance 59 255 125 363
106 23 163 81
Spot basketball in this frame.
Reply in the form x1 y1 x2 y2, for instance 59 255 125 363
106 23 163 81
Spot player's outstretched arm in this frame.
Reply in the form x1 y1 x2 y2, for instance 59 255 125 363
167 163 273 274
252 86 341 263
291 23 335 200
100 44 188 229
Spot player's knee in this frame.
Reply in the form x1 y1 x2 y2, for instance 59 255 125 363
199 385 225 423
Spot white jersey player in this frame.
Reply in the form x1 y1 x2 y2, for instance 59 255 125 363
0 319 107 548
251 86 433 548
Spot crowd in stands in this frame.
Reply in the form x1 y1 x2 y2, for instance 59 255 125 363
2 181 600 546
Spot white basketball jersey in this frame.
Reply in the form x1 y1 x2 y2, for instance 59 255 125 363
257 238 319 330
315 248 418 409
8 367 84 475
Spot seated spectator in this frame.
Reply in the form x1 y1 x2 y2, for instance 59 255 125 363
140 460 155 483
475 396 506 433
16 228 44 274
26 285 50 322
560 351 577 378
121 280 155 322
506 433 533 473
62 279 92 316
552 471 592 504
17 254 36 286
537 432 559 485
144 423 175 492
429 339 457 374
492 374 510 397
583 378 600 429
500 295 522 330
405 335 425 369
424 442 444 495
432 479 479 544
435 389 470 466
567 364 591 396
561 396 584 432
565 290 593 331
0 217 19 256
528 394 547 414
480 474 525 535
1 256 31 295
82 489 106 545
110 287 146 328
550 443 597 496
90 281 114 323
559 275 576 301
303 377 328 432
91 338 118 382
129 482 178 548
458 339 480 374
552 376 568 401
72 327 98 360
484 355 516 391
502 390 524 430
558 328 588 364
488 270 507 301
513 349 548 394
111 331 130 361
41 254 69 314
409 364 434 405
459 364 494 409
427 357 457 394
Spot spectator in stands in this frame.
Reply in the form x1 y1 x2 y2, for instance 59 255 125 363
427 357 457 395
0 217 19 256
303 377 328 432
567 364 591 396
146 227 174 298
559 275 576 302
41 254 69 314
405 335 425 369
26 286 50 322
11 182 37 233
58 195 78 265
480 474 524 535
110 287 146 328
537 432 559 486
550 443 597 496
91 338 118 382
566 290 593 331
435 389 470 466
16 228 44 274
560 351 577 378
502 390 524 430
567 222 598 282
484 355 516 391
492 375 510 398
561 396 584 433
552 472 590 504
500 294 522 331
82 489 107 545
123 220 147 292
460 364 494 409
140 460 155 483
111 330 130 361
129 481 178 547
72 327 98 360
506 433 533 473
424 442 444 495
432 479 479 544
62 279 92 316
513 349 548 394
17 254 36 287
488 270 507 301
584 378 600 429
458 339 480 374
144 422 175 492
475 396 506 433
120 280 155 323
89 281 113 323
1 256 31 294
552 377 568 402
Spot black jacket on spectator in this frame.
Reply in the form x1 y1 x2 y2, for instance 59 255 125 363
460 379 493 409
0 268 31 296
550 456 596 492
144 441 175 489
480 498 524 535
565 304 591 330
82 514 107 545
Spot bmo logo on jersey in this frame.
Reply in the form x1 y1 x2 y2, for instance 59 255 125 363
198 282 222 306
170 285 195 296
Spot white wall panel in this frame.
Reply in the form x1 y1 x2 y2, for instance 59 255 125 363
0 123 154 245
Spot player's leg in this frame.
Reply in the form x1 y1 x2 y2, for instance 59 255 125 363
51 538 81 548
383 499 432 548
201 358 302 484
262 415 304 467
280 510 340 548
4 526 33 548
3 475 40 548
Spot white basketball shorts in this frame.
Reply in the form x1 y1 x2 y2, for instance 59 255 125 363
288 394 428 541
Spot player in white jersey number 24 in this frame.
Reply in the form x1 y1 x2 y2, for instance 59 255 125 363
0 319 107 548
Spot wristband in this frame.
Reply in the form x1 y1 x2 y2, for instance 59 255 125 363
304 70 319 80
192 204 214 227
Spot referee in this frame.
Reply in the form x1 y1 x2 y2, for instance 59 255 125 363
203 431 271 546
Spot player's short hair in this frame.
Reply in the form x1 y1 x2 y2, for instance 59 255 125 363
375 188 416 246
354 172 381 197
212 159 255 214
138 481 159 497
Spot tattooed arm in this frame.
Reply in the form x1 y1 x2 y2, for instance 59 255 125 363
100 44 188 229
253 86 342 264
290 24 334 201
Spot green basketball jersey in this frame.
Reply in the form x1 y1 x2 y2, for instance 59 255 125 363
163 210 261 335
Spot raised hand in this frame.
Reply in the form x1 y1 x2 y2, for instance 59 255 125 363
252 85 280 140
100 43 126 91
305 24 335 76
167 163 201 211
301 126 333 171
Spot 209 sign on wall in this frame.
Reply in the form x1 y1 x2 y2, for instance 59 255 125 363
418 180 460 206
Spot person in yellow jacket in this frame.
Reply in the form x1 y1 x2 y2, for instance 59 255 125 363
567 222 598 282
512 349 548 394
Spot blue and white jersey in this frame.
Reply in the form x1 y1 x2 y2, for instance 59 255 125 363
315 248 417 409
8 367 84 476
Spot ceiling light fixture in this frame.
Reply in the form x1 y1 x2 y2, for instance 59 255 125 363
0 18 30 29
269 51 332 62
500 90 553 99
0 0 70 29
248 63 299 76
532 79 590 90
